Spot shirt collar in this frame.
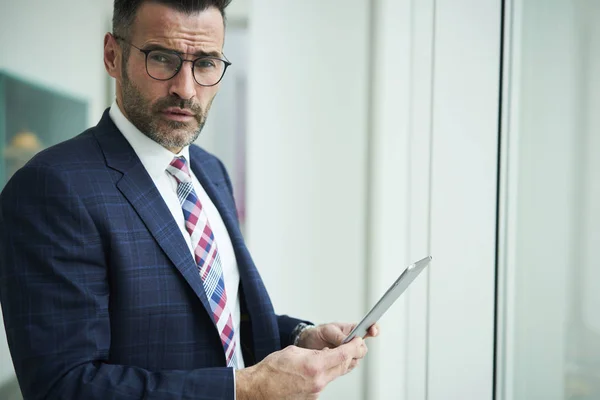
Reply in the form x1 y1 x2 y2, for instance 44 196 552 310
109 101 191 180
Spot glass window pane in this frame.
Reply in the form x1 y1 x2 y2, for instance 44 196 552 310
500 1 600 399
1 72 88 189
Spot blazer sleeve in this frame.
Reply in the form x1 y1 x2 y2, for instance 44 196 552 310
277 315 314 348
0 163 234 400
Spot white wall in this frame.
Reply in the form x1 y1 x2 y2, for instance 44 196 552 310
0 0 113 386
226 0 250 25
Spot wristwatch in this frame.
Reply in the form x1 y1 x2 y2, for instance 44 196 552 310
291 322 316 346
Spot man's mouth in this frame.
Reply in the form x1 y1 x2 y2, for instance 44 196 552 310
162 107 196 122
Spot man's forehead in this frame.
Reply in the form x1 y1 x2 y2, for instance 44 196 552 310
132 3 225 43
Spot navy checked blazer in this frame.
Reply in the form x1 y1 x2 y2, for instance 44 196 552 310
0 110 305 399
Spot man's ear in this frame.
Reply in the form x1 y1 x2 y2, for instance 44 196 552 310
104 33 121 79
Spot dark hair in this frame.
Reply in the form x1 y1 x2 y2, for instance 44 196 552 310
113 0 232 41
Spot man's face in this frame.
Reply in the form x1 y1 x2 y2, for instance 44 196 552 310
114 3 225 152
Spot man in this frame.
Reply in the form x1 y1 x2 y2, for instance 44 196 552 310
0 1 378 399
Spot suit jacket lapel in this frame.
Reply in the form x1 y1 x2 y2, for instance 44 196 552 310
93 111 214 319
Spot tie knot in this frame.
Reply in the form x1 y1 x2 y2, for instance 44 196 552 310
166 156 192 183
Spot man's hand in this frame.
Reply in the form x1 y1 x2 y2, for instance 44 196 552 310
236 337 367 400
295 322 379 378
297 323 380 350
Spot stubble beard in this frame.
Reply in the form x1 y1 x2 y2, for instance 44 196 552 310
120 67 212 150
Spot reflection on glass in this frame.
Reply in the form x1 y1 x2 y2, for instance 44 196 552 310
4 130 44 182
0 71 88 188
500 0 600 399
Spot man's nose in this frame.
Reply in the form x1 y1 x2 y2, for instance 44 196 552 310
168 62 197 100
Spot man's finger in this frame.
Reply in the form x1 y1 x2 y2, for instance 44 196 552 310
321 338 365 380
333 330 347 345
346 359 359 374
325 324 353 347
341 323 357 336
365 324 379 338
316 340 368 387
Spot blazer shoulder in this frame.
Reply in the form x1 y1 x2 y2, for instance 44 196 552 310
189 145 229 176
189 144 235 196
190 144 219 163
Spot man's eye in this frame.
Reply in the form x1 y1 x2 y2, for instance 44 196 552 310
196 59 217 69
149 52 173 64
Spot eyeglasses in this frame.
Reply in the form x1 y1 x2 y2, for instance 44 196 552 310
114 35 231 87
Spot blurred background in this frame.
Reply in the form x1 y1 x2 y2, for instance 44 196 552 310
0 0 598 399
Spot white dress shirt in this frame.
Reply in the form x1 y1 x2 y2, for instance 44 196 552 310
109 102 245 371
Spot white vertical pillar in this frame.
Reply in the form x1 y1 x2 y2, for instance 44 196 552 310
366 0 413 398
427 1 501 399
246 2 370 399
367 0 437 399
405 1 437 398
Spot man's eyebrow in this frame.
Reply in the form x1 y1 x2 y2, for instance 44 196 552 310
192 49 222 58
142 44 222 58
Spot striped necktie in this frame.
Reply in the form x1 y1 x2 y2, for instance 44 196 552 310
166 156 239 369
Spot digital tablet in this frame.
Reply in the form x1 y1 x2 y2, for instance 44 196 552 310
342 256 432 344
